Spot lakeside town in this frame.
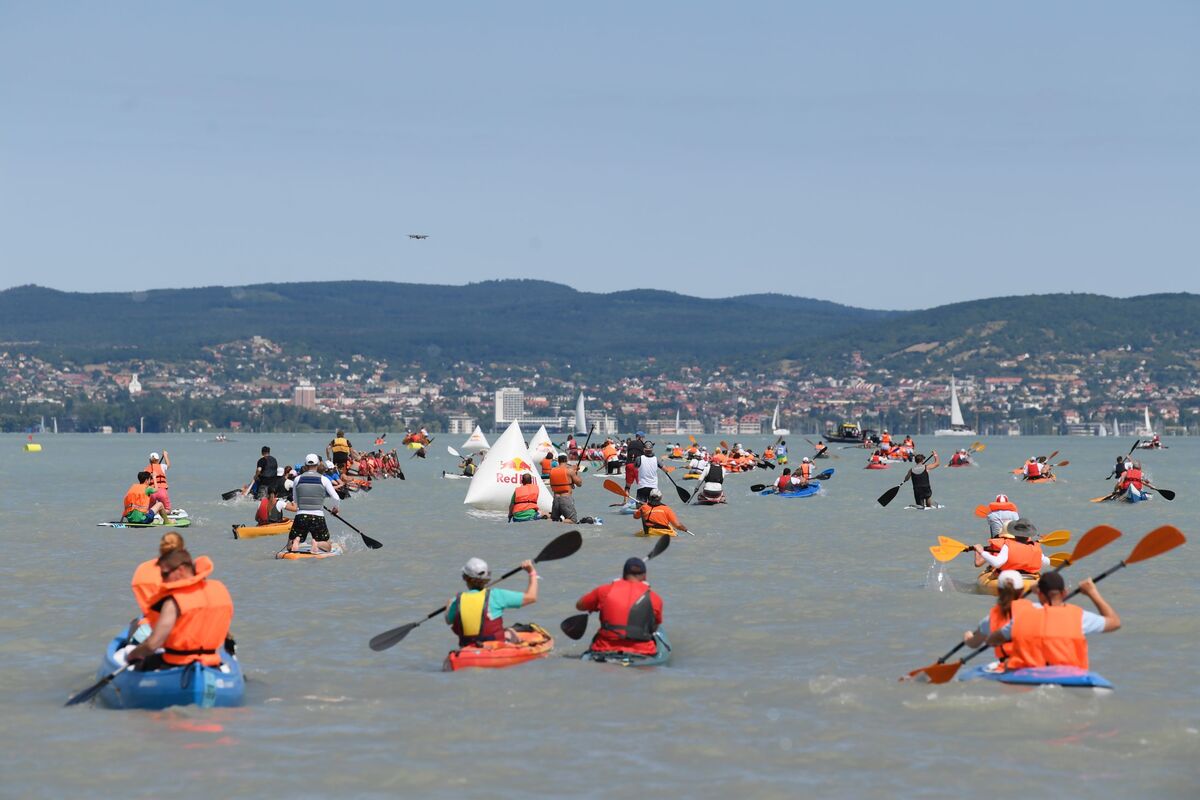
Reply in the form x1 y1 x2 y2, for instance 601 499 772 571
3 335 1195 437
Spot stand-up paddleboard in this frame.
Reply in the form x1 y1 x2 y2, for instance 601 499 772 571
904 504 946 511
276 543 344 560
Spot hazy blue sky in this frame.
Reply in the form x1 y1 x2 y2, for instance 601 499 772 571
2 2 1197 309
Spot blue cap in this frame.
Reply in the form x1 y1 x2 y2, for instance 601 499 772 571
623 557 647 575
636 430 646 437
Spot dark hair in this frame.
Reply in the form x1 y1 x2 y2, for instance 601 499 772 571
521 473 533 484
262 446 271 454
1037 571 1066 595
137 470 152 482
157 548 194 571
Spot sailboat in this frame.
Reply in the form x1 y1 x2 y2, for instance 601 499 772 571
574 393 587 436
1135 407 1155 438
771 402 790 436
674 409 681 435
934 377 977 436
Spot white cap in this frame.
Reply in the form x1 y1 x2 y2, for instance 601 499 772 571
304 453 320 465
995 494 1009 504
149 452 161 461
996 570 1025 592
324 459 335 470
649 488 663 499
802 456 811 463
284 479 294 491
463 557 490 579
277 467 285 476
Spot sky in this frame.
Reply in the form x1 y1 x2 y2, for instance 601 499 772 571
1 2 1197 310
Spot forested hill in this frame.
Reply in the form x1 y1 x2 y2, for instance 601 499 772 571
1 282 1197 378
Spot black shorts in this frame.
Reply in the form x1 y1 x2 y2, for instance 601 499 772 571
289 513 330 543
913 487 932 502
332 452 350 468
636 487 653 503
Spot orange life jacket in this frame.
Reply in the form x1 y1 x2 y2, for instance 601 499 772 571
148 560 233 667
132 555 213 625
800 462 812 480
549 465 574 495
511 483 541 514
123 483 151 517
763 448 774 460
988 500 1018 513
147 462 169 492
880 434 892 445
540 457 554 476
603 444 618 461
987 537 1043 573
671 447 683 458
1006 602 1088 671
637 504 676 533
1120 468 1143 491
1025 461 1042 477
989 603 1015 661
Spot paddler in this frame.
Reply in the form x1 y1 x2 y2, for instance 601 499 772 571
446 557 538 645
460 455 477 477
813 441 828 458
575 557 664 655
251 446 279 499
797 456 816 486
540 452 555 480
122 471 167 525
974 518 1049 579
1022 457 1043 481
905 451 940 508
548 454 583 523
118 548 234 672
603 439 621 475
634 489 689 536
983 494 1020 537
130 531 186 629
949 449 970 467
145 451 171 513
508 473 545 522
254 485 291 526
326 429 357 474
634 442 660 503
698 458 725 502
984 571 1120 671
287 454 341 554
960 570 1025 670
880 430 892 448
775 468 798 493
776 440 788 465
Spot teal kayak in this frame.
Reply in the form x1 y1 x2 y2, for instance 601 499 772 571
580 629 670 667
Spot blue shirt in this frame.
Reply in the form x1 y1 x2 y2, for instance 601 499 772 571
445 587 525 624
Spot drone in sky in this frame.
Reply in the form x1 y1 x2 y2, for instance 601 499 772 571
408 234 429 240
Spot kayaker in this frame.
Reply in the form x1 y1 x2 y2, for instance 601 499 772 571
983 494 1020 537
634 489 688 535
1022 457 1043 481
460 455 477 477
131 531 186 622
776 441 788 465
287 454 341 554
798 457 815 486
575 557 663 655
813 441 828 458
984 571 1121 671
880 430 892 447
776 468 797 493
446 557 538 645
252 446 279 499
254 485 290 526
1116 461 1145 495
122 471 167 525
326 429 356 473
635 443 660 503
603 439 621 475
961 570 1025 670
508 473 545 522
548 454 583 523
905 451 940 508
974 518 1049 579
146 451 171 513
120 548 234 672
949 449 971 467
1105 455 1130 480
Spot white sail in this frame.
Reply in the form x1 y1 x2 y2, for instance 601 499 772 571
460 425 490 454
949 379 965 427
1135 406 1154 437
527 425 558 462
464 421 552 512
674 408 681 434
574 393 588 435
771 402 790 436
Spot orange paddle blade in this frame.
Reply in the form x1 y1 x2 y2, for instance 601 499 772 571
904 660 962 684
930 544 966 563
1039 529 1070 547
1048 552 1071 567
974 504 989 518
602 479 628 498
1126 525 1185 565
1056 460 1070 467
1065 524 1121 564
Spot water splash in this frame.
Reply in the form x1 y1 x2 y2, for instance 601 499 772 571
923 561 954 592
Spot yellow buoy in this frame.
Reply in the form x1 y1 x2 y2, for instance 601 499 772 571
24 443 42 452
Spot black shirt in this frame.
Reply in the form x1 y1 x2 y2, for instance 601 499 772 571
256 455 278 480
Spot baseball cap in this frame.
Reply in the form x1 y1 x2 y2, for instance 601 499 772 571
324 460 335 469
636 430 646 437
149 452 161 461
304 453 320 466
996 570 1025 592
462 557 490 580
649 488 663 499
994 494 1009 504
623 557 647 576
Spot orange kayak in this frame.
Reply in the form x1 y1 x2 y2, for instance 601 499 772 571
443 623 553 671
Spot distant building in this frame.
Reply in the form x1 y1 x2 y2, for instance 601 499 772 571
448 415 476 435
494 388 525 426
293 382 316 409
127 373 142 396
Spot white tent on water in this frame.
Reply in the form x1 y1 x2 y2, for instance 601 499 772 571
460 425 490 454
463 421 552 513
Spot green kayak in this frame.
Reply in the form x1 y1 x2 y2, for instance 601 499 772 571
580 629 670 667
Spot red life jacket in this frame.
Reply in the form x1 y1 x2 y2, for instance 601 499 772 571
1007 602 1088 671
511 483 540 514
597 579 657 651
776 474 792 492
450 589 506 646
1120 468 1143 491
1025 461 1041 477
255 497 271 525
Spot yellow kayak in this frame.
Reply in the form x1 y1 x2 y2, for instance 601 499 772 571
634 527 677 538
976 569 1039 596
232 520 292 539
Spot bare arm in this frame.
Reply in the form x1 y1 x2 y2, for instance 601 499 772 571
128 598 178 661
520 560 538 606
1079 578 1120 632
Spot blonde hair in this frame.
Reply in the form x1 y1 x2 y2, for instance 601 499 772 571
159 531 185 558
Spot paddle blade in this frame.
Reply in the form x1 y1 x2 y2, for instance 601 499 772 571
930 544 965 563
361 534 383 550
877 484 901 507
673 484 690 504
974 504 989 518
1048 552 1071 567
1156 488 1175 501
1055 460 1070 467
1089 495 1113 503
905 660 963 684
64 667 126 707
446 445 460 457
534 530 583 563
1065 525 1122 564
815 469 834 480
749 484 767 493
1038 529 1071 548
648 535 671 560
1125 525 1185 565
369 622 419 652
559 613 589 640
603 479 628 498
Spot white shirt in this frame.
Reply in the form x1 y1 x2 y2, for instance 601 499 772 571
636 455 659 489
986 509 1020 537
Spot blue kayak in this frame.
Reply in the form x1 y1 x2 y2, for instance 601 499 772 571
959 664 1113 689
97 633 245 710
759 484 821 498
1122 486 1151 503
581 630 670 667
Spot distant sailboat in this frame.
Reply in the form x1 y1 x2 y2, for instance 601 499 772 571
574 393 588 436
934 377 977 436
674 408 681 435
771 402 790 436
1135 406 1155 438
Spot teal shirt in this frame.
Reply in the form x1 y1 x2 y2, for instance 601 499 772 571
445 587 525 624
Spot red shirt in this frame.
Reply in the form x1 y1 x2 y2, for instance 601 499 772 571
577 579 664 654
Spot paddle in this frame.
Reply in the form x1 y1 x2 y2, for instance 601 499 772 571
877 456 926 507
929 530 1071 563
969 441 986 453
603 478 632 500
750 469 834 493
221 489 241 501
905 524 1123 683
559 536 671 641
368 530 584 652
575 424 596 471
65 662 135 707
1150 486 1176 501
658 461 692 504
327 510 383 549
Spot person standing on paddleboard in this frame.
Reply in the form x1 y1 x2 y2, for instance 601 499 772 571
905 451 940 508
287 454 341 554
252 446 279 499
635 442 660 504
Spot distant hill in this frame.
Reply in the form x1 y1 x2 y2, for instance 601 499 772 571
1 282 1196 378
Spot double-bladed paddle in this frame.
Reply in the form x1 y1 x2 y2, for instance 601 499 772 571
928 529 1071 563
368 530 583 652
559 536 671 641
65 662 135 707
750 468 834 493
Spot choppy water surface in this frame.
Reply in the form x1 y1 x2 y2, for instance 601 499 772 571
2 434 1197 798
